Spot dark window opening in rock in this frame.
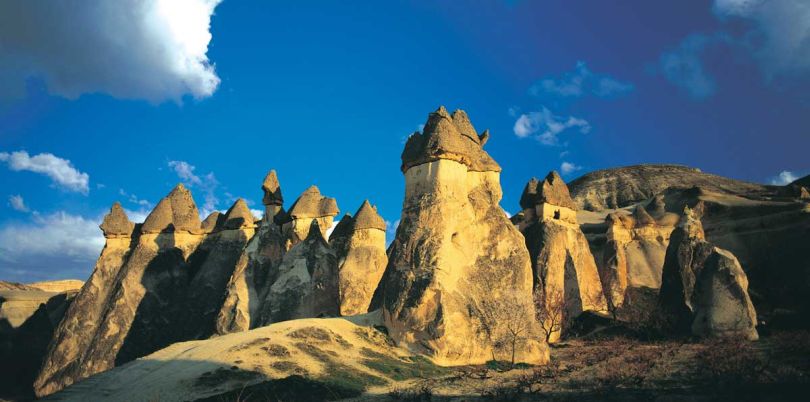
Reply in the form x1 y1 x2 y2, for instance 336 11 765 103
554 210 561 220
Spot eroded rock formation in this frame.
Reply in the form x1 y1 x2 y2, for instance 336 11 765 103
329 200 388 316
35 188 254 397
658 205 758 340
277 185 339 247
216 171 288 334
517 171 608 342
374 107 547 365
257 220 340 324
599 198 677 310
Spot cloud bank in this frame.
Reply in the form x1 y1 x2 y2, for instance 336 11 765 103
769 170 799 185
0 0 223 102
0 150 90 194
0 211 105 281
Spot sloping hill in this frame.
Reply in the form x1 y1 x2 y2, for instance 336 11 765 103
568 164 769 211
45 314 448 402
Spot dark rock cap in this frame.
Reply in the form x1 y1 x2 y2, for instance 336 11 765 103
141 184 202 233
99 202 135 237
520 171 577 210
287 185 339 219
201 211 224 232
262 170 283 206
401 106 501 173
353 200 387 231
222 198 254 230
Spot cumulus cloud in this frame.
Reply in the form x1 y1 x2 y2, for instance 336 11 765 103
659 34 728 99
560 161 583 175
769 170 799 185
0 0 223 102
513 107 591 145
0 211 105 281
168 160 220 217
530 62 634 100
713 0 810 78
0 150 90 194
8 194 29 212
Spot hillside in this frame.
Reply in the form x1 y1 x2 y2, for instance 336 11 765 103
568 164 770 211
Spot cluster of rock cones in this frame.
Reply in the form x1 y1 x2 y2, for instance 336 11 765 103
15 107 808 398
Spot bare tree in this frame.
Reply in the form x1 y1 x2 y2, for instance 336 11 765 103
534 288 567 343
470 292 534 368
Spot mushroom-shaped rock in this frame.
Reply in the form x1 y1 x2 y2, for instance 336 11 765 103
287 186 339 219
141 184 202 233
261 170 284 206
352 200 387 231
537 171 578 210
99 202 135 237
376 107 547 365
222 199 254 230
332 201 388 316
401 106 501 173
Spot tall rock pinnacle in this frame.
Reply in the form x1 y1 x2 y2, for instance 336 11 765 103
261 170 284 221
374 107 548 365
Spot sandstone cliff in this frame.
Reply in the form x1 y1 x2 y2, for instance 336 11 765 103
658 205 758 340
329 200 388 316
373 107 547 365
517 171 608 342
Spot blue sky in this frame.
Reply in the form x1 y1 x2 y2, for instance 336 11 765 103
0 0 808 282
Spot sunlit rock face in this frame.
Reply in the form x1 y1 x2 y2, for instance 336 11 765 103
516 171 608 342
329 200 388 316
374 107 548 366
658 204 758 340
216 171 288 334
34 188 254 397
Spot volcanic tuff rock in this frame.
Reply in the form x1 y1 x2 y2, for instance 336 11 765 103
217 171 289 334
256 220 340 324
278 185 339 247
374 107 547 365
658 205 758 340
568 164 770 211
329 200 388 316
35 188 254 397
99 202 135 237
517 172 607 342
599 200 677 310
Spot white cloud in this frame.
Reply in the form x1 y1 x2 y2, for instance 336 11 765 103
0 0 222 102
325 219 340 239
713 0 810 78
530 61 634 99
769 170 799 185
659 34 727 99
560 161 583 175
0 211 105 281
513 107 591 145
8 194 29 212
168 160 220 217
250 209 264 220
0 150 90 194
385 219 400 246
